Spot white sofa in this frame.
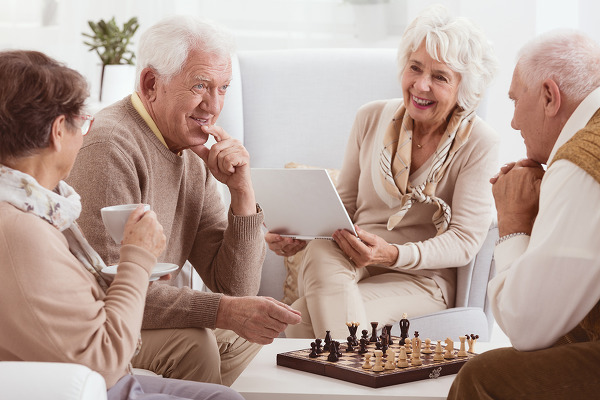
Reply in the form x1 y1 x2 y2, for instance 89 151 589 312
2 48 498 398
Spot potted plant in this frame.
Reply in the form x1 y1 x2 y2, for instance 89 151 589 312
82 17 139 103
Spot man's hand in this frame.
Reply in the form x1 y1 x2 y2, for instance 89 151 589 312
491 160 545 237
216 296 302 344
332 225 399 268
264 232 307 257
190 125 256 216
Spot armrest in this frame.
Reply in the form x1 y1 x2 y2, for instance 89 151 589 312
0 361 107 400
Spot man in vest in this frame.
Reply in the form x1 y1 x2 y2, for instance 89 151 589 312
449 30 600 399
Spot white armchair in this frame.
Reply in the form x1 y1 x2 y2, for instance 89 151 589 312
218 48 498 341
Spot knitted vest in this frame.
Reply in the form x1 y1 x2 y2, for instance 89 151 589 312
551 108 600 344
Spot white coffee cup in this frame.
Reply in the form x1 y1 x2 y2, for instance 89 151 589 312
101 204 150 244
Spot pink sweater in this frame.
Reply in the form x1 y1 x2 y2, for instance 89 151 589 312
0 202 156 388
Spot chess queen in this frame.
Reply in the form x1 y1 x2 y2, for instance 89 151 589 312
266 4 499 340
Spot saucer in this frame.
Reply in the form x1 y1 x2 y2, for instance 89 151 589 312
102 262 178 281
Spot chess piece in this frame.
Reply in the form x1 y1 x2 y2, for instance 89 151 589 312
457 336 468 357
384 349 396 370
399 313 410 344
422 338 433 354
444 337 457 359
358 337 368 354
433 340 444 362
467 334 479 353
384 324 393 345
327 340 339 362
362 353 372 369
309 342 318 358
315 338 323 353
404 337 412 354
361 329 369 341
412 331 422 352
411 345 422 366
346 321 359 346
396 347 409 368
335 341 342 357
370 322 379 342
372 350 384 371
323 330 332 352
346 336 355 352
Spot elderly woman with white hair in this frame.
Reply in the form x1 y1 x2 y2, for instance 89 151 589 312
271 5 500 339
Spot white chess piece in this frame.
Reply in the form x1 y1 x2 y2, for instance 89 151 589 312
458 336 468 357
384 349 396 370
433 340 444 362
362 353 372 369
397 347 409 368
372 350 384 371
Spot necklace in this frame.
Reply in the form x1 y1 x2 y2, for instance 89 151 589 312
416 143 422 149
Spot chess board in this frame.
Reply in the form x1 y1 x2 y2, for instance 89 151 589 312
276 336 477 388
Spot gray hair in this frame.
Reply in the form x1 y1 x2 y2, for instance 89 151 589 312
135 15 235 91
397 4 498 112
516 29 600 103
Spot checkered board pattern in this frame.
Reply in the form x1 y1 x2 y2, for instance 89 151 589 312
276 336 477 388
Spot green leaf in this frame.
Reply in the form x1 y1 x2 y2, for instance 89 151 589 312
81 16 139 65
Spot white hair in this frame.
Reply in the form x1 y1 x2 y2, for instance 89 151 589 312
397 4 498 112
135 15 235 91
516 29 600 103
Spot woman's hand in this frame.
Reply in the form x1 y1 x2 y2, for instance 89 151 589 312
121 205 166 258
333 225 399 268
264 232 307 257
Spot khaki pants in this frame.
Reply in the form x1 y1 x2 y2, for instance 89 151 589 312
285 239 446 339
448 341 600 399
131 328 261 386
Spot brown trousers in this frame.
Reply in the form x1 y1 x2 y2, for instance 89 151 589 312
131 328 262 386
448 340 600 399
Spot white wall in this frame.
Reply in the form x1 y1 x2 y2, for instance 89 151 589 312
2 0 599 166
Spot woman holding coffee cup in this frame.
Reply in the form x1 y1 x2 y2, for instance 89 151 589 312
0 50 243 399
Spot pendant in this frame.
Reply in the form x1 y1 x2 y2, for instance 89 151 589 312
416 144 422 149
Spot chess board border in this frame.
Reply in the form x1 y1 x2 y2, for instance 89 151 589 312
276 337 475 388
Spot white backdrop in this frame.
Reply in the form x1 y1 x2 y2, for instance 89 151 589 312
2 0 599 166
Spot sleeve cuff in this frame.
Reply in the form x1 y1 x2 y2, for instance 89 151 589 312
391 243 420 269
493 235 530 274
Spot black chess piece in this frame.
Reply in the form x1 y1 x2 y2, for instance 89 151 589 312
315 338 323 353
399 315 410 344
327 340 339 362
346 336 355 352
370 321 379 342
384 324 393 345
361 329 369 341
379 334 388 354
309 342 318 358
323 330 332 352
347 323 359 346
358 337 368 354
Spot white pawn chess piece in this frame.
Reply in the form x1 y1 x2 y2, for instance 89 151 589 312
372 350 384 371
433 340 444 362
384 349 396 370
397 347 409 368
411 344 422 366
458 336 468 357
422 338 433 354
404 337 412 354
362 353 372 369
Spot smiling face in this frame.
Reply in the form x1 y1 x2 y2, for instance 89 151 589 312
401 41 461 132
150 48 232 153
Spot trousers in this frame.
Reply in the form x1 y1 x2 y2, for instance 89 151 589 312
285 239 446 339
448 340 600 399
131 327 262 386
107 374 244 400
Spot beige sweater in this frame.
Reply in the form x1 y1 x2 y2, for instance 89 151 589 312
0 202 156 388
67 98 266 329
337 99 499 305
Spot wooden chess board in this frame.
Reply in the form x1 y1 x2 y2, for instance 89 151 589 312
276 336 477 388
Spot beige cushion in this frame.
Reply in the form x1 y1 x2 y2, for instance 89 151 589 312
281 162 340 305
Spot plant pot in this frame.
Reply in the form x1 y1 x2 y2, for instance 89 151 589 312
99 64 136 104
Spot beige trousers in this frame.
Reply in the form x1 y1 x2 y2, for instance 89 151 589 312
131 328 262 386
285 239 446 339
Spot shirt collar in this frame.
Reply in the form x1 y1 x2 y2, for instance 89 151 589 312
130 92 169 150
548 86 600 162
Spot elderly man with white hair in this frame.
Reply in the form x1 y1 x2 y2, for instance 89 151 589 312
449 30 600 399
68 16 301 386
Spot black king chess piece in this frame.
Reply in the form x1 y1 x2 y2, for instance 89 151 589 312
399 313 410 344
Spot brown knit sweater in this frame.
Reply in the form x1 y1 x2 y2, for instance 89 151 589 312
67 97 266 330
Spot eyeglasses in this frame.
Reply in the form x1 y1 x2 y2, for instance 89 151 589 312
75 114 94 136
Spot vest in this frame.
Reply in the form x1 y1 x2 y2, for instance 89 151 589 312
550 108 600 345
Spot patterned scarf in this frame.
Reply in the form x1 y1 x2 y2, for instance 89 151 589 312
379 104 476 235
0 164 142 359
